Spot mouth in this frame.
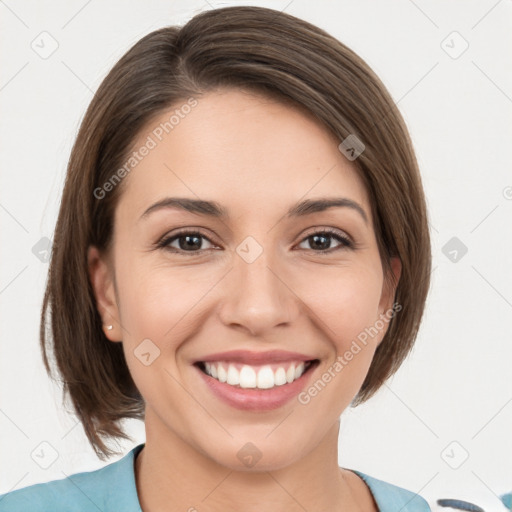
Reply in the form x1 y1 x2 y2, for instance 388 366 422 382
194 359 319 390
193 354 320 411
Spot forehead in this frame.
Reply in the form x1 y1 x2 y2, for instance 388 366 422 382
116 88 370 224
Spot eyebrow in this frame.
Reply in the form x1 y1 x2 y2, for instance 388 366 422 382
140 196 368 224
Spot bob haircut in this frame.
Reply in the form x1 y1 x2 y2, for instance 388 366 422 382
40 5 431 460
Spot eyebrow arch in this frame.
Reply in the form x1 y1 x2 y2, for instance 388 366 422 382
140 196 368 224
287 198 368 224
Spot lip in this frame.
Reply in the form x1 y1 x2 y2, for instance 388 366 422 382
194 358 319 411
195 349 316 365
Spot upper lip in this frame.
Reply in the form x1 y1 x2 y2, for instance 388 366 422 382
195 350 317 365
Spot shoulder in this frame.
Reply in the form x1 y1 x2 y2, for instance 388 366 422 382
350 469 432 512
0 446 142 512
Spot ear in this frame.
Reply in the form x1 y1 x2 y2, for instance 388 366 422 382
379 256 401 312
87 245 122 342
376 256 402 344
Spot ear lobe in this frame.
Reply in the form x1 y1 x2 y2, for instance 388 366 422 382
87 245 121 342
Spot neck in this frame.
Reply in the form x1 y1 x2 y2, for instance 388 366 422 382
134 408 366 512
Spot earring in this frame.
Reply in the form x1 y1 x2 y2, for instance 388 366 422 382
105 325 113 330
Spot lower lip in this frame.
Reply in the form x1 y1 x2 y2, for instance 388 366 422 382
195 362 318 411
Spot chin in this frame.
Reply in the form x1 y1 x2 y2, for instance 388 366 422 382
202 435 309 473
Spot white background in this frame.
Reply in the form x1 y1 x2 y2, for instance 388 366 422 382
1 0 511 509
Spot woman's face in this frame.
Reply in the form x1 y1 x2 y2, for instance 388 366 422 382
89 88 400 471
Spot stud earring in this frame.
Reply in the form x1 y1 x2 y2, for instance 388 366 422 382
105 325 113 330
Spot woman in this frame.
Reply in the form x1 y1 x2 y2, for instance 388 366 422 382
0 6 432 511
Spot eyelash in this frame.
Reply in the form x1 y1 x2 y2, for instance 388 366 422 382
155 227 354 256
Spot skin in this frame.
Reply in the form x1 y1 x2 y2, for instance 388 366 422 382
88 88 401 512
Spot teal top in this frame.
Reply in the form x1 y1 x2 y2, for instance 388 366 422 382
0 443 431 511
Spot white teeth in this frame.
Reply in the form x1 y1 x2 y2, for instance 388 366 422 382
217 364 227 383
202 361 312 389
257 365 274 389
274 367 287 386
226 364 240 385
239 365 257 388
286 364 296 384
294 362 305 380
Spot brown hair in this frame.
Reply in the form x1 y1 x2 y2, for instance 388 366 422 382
40 5 431 460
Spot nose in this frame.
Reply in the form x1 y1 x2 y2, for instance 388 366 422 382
217 240 298 336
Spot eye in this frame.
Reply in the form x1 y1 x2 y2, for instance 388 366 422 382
297 228 353 253
156 227 354 256
157 229 217 255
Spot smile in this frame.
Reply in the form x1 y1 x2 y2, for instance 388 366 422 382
197 360 316 389
193 350 320 411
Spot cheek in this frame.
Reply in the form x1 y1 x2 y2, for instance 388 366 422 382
300 264 384 345
114 261 200 397
295 268 385 416
115 250 201 332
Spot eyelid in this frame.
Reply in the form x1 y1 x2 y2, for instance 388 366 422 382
155 226 356 255
300 226 353 244
297 227 354 252
155 227 218 251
